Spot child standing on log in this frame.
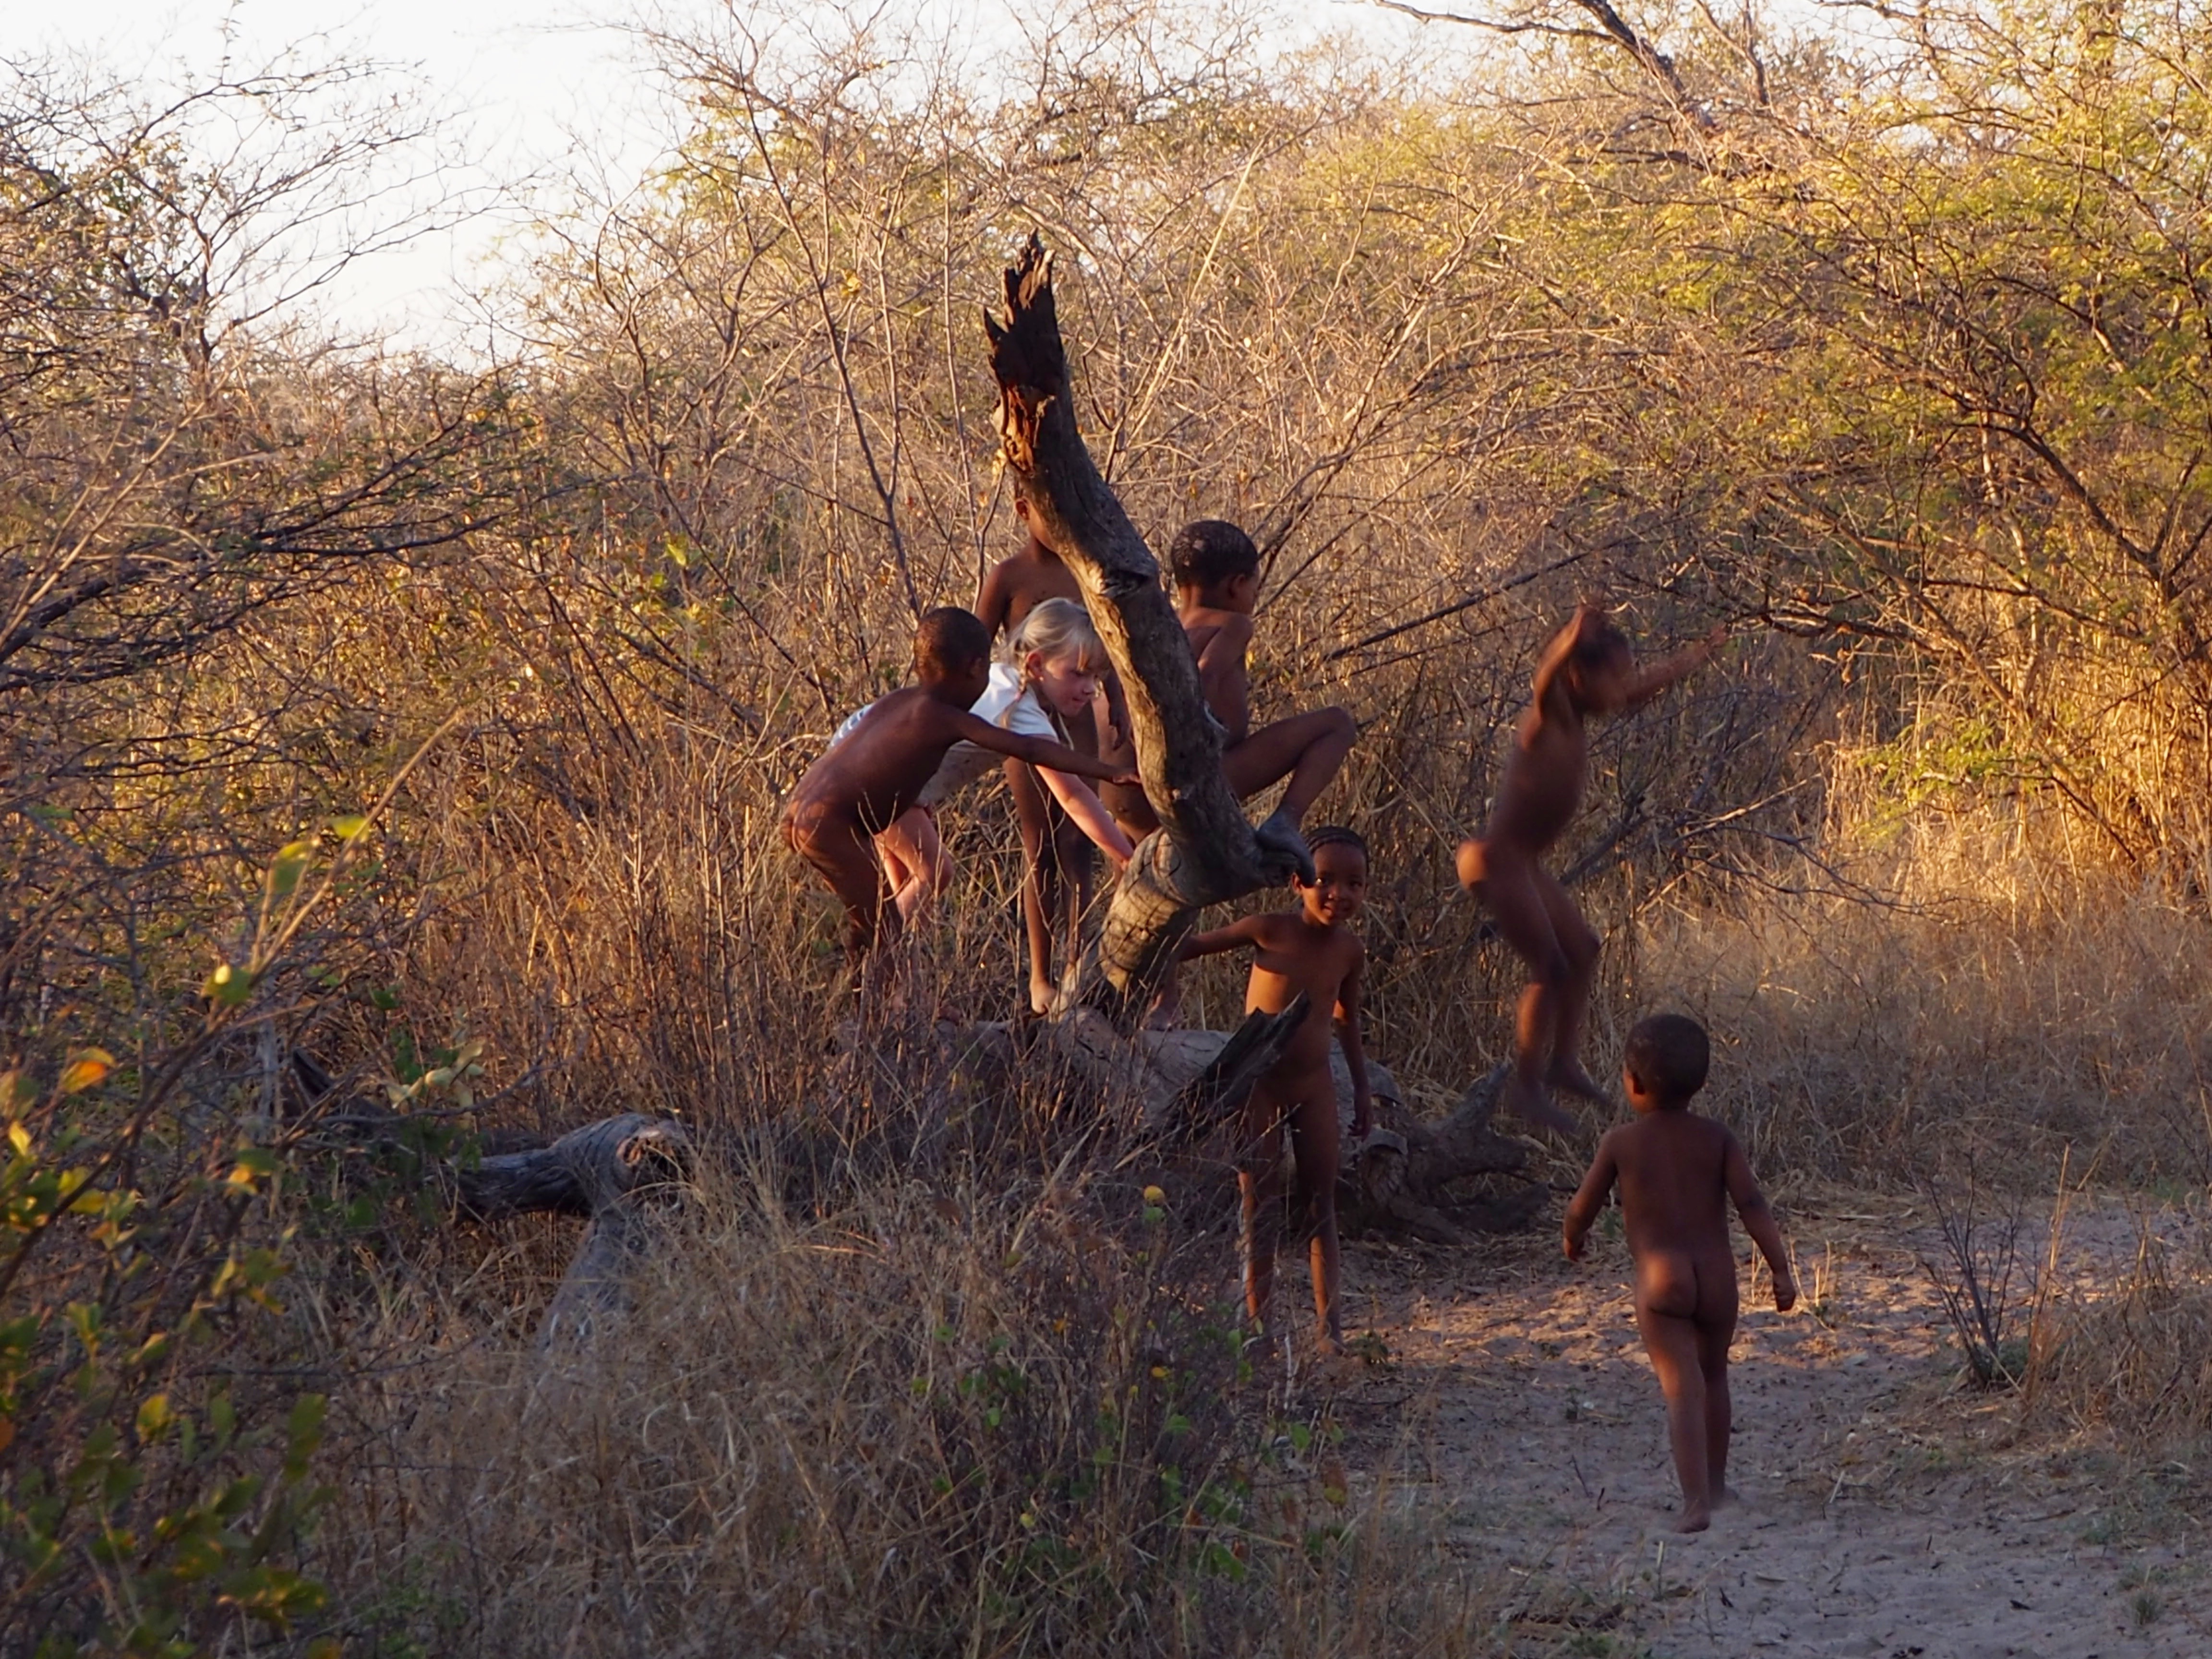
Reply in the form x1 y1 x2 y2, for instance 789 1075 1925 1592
1178 826 1375 1357
786 606 1132 982
1563 1014 1795 1532
1455 603 1723 1132
1102 519 1355 867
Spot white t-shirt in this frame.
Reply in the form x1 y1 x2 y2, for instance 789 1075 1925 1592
833 662 1059 807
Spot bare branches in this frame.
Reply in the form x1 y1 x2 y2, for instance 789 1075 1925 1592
1370 0 1709 124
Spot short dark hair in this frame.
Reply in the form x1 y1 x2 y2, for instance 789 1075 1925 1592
1305 824 1368 862
1624 1013 1710 1106
1167 520 1260 591
1569 617 1632 676
914 606 992 674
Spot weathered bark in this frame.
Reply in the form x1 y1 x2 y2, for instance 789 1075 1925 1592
457 1113 694 1347
986 236 1309 1026
1346 1065 1545 1242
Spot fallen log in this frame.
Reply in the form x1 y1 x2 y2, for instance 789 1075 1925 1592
456 1113 695 1348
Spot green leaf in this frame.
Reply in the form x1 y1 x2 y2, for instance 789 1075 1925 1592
203 962 254 1007
135 1393 172 1444
265 841 314 902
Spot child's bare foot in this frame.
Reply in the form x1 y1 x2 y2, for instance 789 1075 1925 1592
1674 1505 1712 1534
1711 1484 1741 1510
1503 1071 1578 1135
1548 1060 1615 1108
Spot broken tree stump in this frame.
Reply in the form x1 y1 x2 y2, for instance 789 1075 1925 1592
986 236 1310 1025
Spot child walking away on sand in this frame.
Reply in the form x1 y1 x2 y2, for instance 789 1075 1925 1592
1178 826 1375 1357
1101 520 1355 868
1563 1014 1796 1533
785 606 1133 985
1456 603 1723 1132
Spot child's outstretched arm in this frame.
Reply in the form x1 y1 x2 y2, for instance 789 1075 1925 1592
951 710 1136 785
1622 624 1726 709
1723 1133 1797 1310
1562 1130 1621 1260
1176 914 1267 962
1032 767 1136 868
1335 946 1374 1138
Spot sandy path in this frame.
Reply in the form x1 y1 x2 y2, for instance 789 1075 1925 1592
1330 1193 2210 1658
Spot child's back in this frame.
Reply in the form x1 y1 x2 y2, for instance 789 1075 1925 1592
1563 1014 1793 1533
1603 1111 1738 1263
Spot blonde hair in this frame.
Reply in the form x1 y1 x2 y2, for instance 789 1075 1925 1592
1007 598 1107 681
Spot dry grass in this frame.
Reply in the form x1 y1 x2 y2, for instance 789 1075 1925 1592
1625 802 2212 1186
306 1160 1499 1657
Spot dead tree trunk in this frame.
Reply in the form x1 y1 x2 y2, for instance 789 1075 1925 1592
986 236 1310 1029
456 1113 694 1348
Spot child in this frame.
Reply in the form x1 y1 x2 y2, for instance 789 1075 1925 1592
836 601 1137 1009
1102 520 1355 866
1178 826 1375 1356
786 606 1132 979
1455 603 1723 1132
974 496 1085 640
976 513 1126 1013
1563 1013 1795 1533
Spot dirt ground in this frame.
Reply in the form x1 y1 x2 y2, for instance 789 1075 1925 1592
1327 1186 2212 1659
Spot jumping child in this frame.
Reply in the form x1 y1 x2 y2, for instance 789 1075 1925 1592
1455 603 1722 1132
786 606 1132 981
1178 826 1375 1356
1563 1013 1796 1533
1102 519 1356 867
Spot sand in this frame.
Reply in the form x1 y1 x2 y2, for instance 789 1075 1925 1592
1327 1189 2211 1658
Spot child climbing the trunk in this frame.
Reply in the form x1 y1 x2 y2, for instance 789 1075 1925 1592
1100 519 1355 869
1178 826 1375 1357
1563 1013 1796 1533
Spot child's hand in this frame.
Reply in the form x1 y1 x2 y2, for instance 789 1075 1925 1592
1698 622 1728 657
1352 1090 1374 1140
1110 769 1141 789
1773 1273 1797 1313
1562 1231 1584 1262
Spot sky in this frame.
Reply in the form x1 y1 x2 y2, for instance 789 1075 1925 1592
3 0 685 349
0 0 1537 351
